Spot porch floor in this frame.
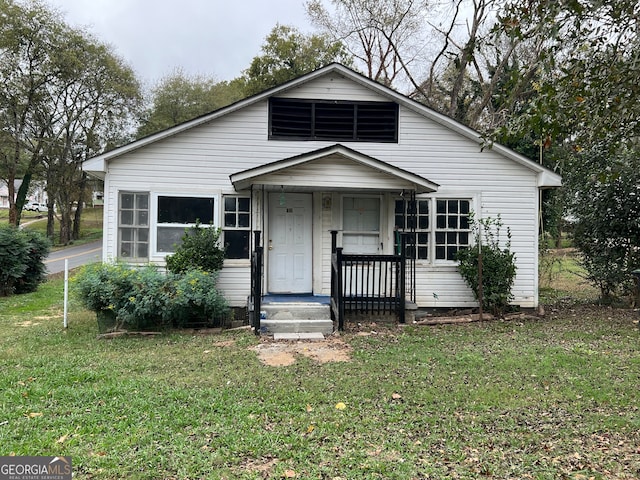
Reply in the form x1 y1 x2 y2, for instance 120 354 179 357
262 294 330 305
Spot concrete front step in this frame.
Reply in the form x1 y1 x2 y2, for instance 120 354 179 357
261 303 330 321
260 319 334 335
258 301 333 334
260 319 333 335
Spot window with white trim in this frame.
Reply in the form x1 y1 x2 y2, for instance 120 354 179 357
156 195 216 253
118 192 149 260
343 196 380 254
223 196 250 259
394 198 430 259
435 199 471 260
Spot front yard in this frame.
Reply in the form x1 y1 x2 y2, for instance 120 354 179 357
0 277 639 479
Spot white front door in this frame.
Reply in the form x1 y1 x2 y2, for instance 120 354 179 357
267 192 313 293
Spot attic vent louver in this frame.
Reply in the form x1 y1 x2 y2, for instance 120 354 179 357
269 98 398 143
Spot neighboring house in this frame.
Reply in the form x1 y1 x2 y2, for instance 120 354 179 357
83 63 561 311
0 180 47 209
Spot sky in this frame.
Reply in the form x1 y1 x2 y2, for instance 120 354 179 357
46 0 314 87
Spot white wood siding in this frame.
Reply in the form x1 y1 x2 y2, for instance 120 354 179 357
103 75 542 308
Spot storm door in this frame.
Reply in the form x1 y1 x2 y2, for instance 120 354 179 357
267 192 313 293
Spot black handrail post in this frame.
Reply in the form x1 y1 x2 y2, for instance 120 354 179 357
399 233 407 324
330 231 338 325
252 230 262 335
336 247 345 331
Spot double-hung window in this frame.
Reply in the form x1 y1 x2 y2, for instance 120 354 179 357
118 192 149 260
394 199 430 259
156 195 216 253
394 197 471 262
223 196 251 259
435 199 471 260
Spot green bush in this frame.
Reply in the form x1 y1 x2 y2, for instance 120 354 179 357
166 269 229 327
165 223 225 274
566 148 640 303
73 263 229 331
456 216 517 316
14 229 51 294
0 225 50 296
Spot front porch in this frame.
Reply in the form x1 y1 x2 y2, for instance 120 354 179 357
249 230 415 335
232 144 438 335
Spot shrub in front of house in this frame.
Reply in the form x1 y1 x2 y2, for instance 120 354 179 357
456 215 517 316
0 225 50 296
165 269 229 327
165 223 225 274
72 263 229 332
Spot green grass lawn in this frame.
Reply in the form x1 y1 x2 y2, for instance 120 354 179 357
1 278 639 479
539 248 600 304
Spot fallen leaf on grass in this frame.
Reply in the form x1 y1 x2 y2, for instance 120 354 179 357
26 412 42 418
305 404 313 412
335 402 346 410
391 393 402 400
57 434 69 444
283 469 296 478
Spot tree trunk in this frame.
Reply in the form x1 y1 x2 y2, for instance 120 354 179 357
73 172 87 240
59 209 72 245
46 204 55 239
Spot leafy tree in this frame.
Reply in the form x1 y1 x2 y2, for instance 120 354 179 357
136 69 244 137
242 24 351 96
495 0 640 151
0 0 64 226
565 147 640 302
0 0 141 241
41 30 141 244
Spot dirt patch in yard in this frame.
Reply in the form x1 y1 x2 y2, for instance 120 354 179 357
250 335 352 366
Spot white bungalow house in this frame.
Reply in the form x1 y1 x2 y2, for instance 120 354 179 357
83 63 561 329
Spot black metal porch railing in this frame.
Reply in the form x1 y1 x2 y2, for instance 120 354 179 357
250 230 263 335
330 230 407 330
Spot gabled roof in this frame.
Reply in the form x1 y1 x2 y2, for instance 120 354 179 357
83 63 561 188
230 144 439 194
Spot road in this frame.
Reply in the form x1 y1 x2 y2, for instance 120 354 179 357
45 240 103 275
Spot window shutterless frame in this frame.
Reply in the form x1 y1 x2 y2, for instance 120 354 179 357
150 193 219 256
117 191 150 261
222 195 251 259
393 196 473 264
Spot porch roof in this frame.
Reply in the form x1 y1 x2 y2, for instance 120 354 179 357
230 144 439 194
